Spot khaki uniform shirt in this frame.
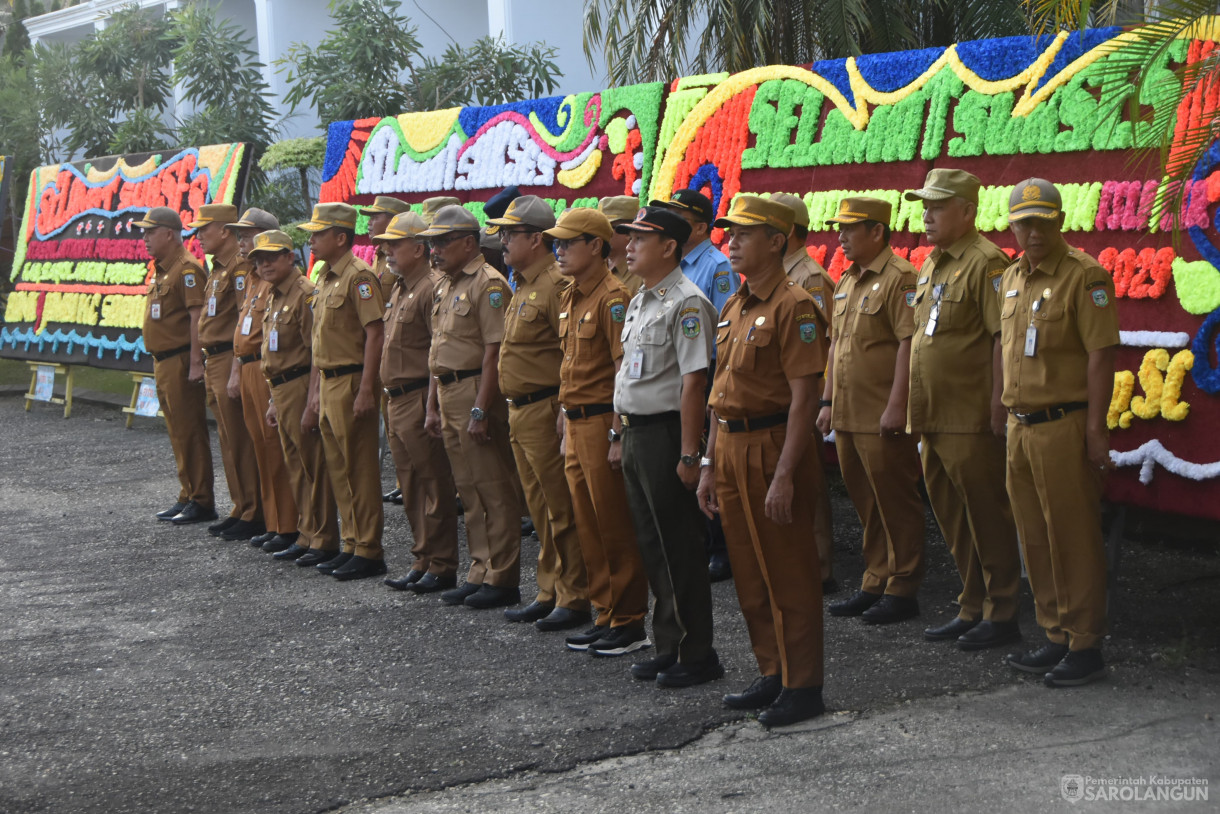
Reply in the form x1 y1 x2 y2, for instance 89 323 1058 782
143 245 204 354
198 242 251 347
261 271 315 377
710 267 828 418
499 256 565 398
233 276 271 358
613 257 643 298
828 247 917 433
613 266 715 415
380 268 439 386
311 251 384 369
1000 244 1119 410
784 249 835 331
559 264 630 407
908 230 1010 433
429 255 509 374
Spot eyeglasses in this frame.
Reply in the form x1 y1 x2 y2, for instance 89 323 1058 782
428 234 464 249
554 236 593 251
500 228 540 242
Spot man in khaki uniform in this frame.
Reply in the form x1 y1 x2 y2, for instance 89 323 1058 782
1000 179 1118 687
816 197 926 625
904 169 1023 650
489 196 591 623
190 204 263 540
372 212 460 594
770 192 837 593
140 206 215 524
598 196 644 293
697 195 829 726
364 196 411 303
549 208 650 640
301 203 387 581
423 205 523 608
252 230 341 565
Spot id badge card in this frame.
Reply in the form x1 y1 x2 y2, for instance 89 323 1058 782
628 346 644 379
1024 323 1038 357
241 315 253 336
268 329 279 352
924 302 940 336
150 302 161 320
207 296 217 317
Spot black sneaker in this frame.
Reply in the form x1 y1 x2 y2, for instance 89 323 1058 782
565 625 607 652
1007 642 1069 674
588 625 651 657
1044 649 1106 688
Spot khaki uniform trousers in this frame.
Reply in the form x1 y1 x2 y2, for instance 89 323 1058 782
437 375 522 587
154 352 213 507
271 376 338 552
319 372 385 559
510 397 589 610
809 432 834 582
385 387 459 577
835 431 925 598
564 411 648 628
716 425 824 688
1006 411 1107 650
240 362 298 534
204 350 261 522
922 432 1021 622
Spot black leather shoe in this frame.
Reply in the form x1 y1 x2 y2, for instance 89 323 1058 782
156 501 188 521
1044 648 1106 687
222 520 266 541
535 606 592 632
465 584 521 609
261 535 297 553
828 590 882 617
656 652 725 688
296 550 336 567
316 551 352 574
410 572 458 594
272 543 310 561
250 531 276 546
630 653 677 680
861 594 920 625
1007 642 1069 674
332 555 388 581
384 569 425 590
958 620 1021 651
208 516 237 535
382 488 402 504
441 582 482 605
170 502 219 525
708 553 732 583
821 578 840 596
924 616 979 642
723 675 782 710
758 687 825 728
504 600 553 623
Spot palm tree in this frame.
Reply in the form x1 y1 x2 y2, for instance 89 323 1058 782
582 0 1029 85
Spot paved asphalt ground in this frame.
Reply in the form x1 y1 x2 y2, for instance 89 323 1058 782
0 393 1216 813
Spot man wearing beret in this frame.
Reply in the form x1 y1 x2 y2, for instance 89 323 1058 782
301 202 387 581
140 206 215 525
489 196 591 623
905 169 1023 651
364 196 412 303
1000 179 1118 687
817 197 926 625
189 204 264 541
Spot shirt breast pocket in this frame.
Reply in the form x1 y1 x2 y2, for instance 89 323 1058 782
739 328 772 368
1001 297 1019 320
452 297 472 318
576 319 598 356
855 296 887 338
1032 300 1067 343
640 320 667 346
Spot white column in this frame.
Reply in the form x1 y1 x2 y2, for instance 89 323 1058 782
487 0 512 42
252 0 279 99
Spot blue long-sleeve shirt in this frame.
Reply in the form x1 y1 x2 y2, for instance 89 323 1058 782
680 238 737 316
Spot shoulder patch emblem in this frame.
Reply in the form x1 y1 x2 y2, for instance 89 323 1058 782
183 273 196 288
357 282 373 300
799 322 817 344
1092 289 1110 308
235 275 246 292
610 303 625 323
715 275 730 293
992 275 1003 293
813 294 824 308
681 314 701 338
489 290 503 308
905 290 917 307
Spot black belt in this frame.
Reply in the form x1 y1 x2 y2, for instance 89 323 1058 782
320 364 363 379
237 352 261 364
202 342 233 357
1011 402 1088 426
718 412 788 433
150 344 190 362
435 368 481 386
267 367 310 387
509 386 560 408
564 403 614 420
384 379 429 398
619 411 680 428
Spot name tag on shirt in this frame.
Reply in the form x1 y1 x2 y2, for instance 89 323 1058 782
628 347 644 379
1005 290 1019 298
268 329 279 352
150 303 161 320
241 315 253 336
207 296 217 317
834 293 847 300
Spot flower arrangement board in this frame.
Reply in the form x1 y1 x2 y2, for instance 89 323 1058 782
0 144 250 372
318 27 1220 519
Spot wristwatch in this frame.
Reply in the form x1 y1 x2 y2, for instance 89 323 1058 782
470 406 486 421
818 399 832 408
607 428 621 443
679 452 700 467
